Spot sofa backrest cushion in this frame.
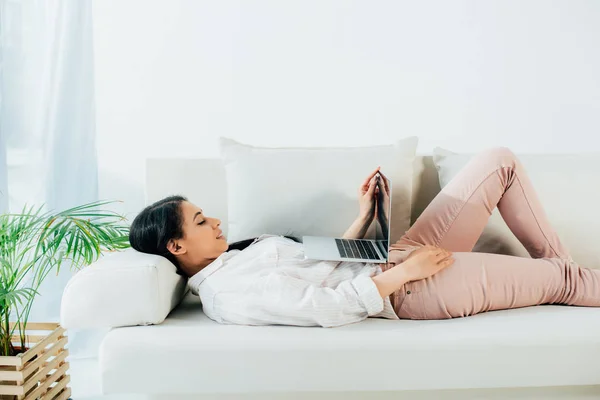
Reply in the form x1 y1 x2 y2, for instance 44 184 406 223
218 137 418 243
434 147 600 269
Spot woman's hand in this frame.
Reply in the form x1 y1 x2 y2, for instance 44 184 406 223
358 167 380 222
401 245 454 282
375 170 390 229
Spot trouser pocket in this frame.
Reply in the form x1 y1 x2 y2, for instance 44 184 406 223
397 282 426 320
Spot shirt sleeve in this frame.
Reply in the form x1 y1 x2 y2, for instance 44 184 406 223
212 273 384 328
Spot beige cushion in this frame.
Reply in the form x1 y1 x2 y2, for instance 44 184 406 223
219 137 419 243
433 147 600 269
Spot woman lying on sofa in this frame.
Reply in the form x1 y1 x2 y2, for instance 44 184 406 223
129 147 600 327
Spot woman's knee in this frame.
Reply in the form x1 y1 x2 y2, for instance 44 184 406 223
484 146 516 160
480 146 518 168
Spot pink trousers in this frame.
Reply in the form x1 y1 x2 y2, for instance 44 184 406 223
386 147 600 320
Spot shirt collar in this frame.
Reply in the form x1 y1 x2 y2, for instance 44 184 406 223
188 250 239 292
187 234 279 294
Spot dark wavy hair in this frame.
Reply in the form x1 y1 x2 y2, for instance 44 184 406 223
129 195 299 277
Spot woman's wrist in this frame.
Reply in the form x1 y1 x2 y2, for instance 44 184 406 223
371 263 412 299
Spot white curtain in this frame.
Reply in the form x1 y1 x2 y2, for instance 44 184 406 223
1 0 98 211
0 0 107 359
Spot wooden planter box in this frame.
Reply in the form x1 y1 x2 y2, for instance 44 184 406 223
0 323 71 400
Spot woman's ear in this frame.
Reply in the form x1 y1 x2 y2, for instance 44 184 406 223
167 239 185 255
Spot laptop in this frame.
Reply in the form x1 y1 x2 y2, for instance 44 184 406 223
302 172 392 263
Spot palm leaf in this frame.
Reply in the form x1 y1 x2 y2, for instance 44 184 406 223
0 199 130 355
0 288 38 307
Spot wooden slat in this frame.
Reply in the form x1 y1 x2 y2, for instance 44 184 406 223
0 355 22 367
21 380 38 399
39 374 70 400
10 335 47 344
54 386 71 400
8 323 59 331
0 366 23 381
23 366 69 400
0 381 24 395
21 350 69 394
27 323 59 331
22 361 40 383
19 327 65 365
21 337 67 379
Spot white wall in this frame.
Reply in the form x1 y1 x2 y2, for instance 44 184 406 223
93 0 600 218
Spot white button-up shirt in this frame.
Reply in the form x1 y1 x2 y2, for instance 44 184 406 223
188 234 399 328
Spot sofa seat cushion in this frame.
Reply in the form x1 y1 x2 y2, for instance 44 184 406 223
99 292 600 395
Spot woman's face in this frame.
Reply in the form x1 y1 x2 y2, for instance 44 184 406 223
168 201 228 276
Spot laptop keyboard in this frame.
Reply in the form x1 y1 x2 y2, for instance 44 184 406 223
335 239 382 260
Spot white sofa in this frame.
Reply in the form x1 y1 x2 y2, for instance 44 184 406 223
62 154 600 399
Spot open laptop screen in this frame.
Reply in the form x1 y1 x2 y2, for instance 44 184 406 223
375 173 392 258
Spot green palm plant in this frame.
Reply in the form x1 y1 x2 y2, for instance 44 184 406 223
0 200 130 356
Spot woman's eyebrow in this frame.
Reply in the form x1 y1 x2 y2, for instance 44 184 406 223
193 211 203 221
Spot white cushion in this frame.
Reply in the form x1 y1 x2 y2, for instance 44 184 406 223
219 137 419 243
60 248 188 329
433 147 600 269
99 291 600 394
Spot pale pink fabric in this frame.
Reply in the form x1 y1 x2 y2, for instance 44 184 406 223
385 147 600 320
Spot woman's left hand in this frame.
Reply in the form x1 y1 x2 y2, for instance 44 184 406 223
358 166 380 221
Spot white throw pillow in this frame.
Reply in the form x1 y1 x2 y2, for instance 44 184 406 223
60 249 188 329
220 137 419 244
433 147 600 269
